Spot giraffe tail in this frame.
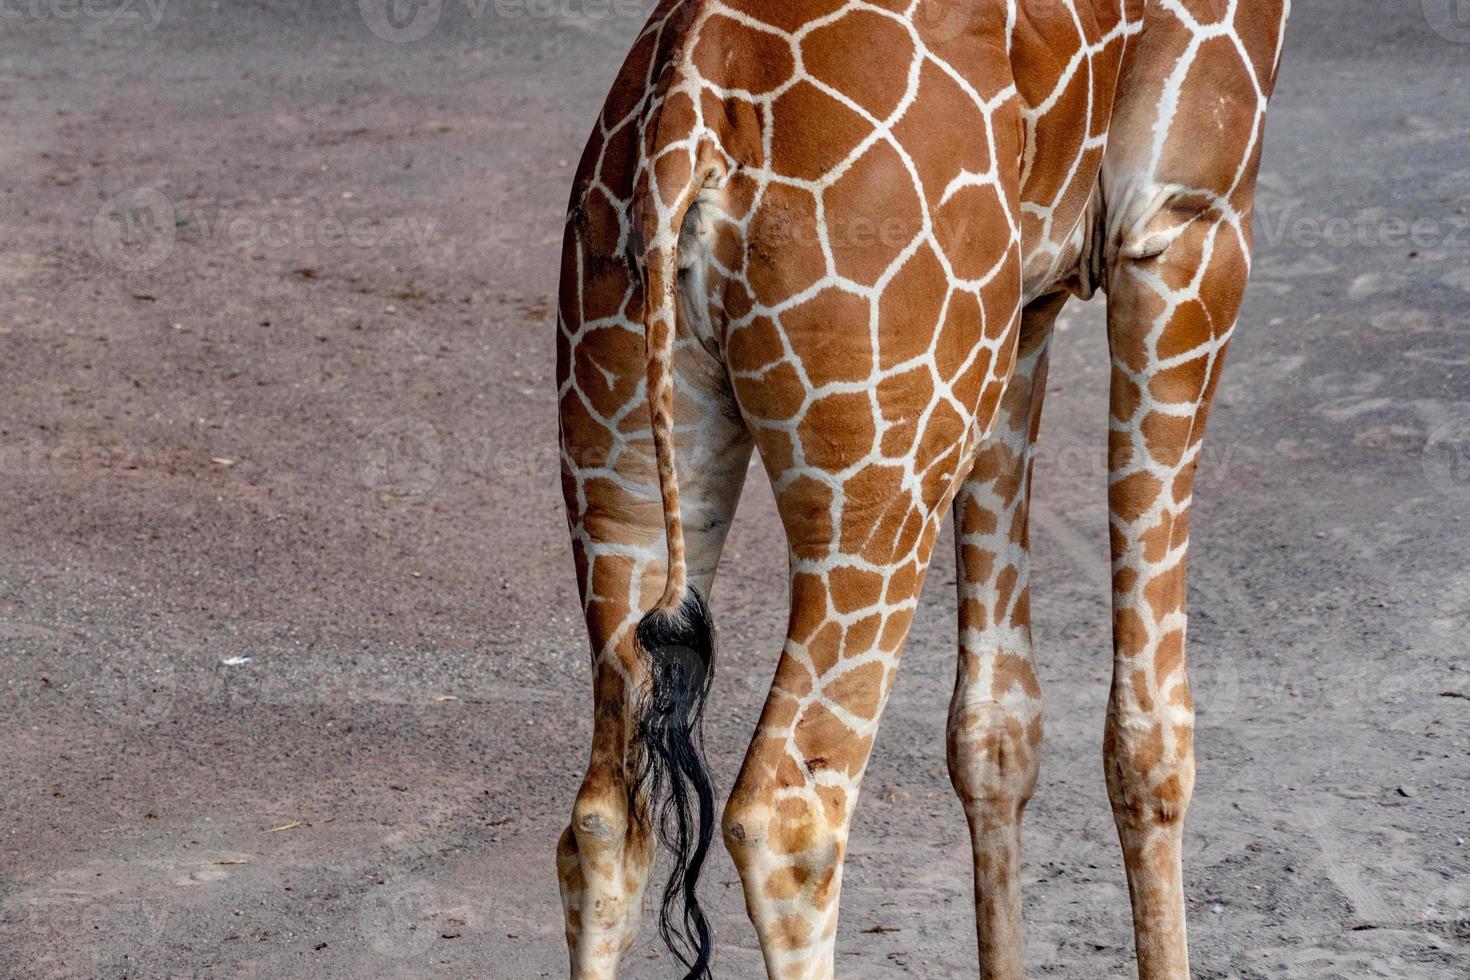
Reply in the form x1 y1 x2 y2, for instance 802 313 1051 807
632 589 716 980
629 141 721 979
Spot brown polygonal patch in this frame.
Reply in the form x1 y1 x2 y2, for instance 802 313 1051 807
1158 37 1261 193
828 564 884 616
877 244 948 369
779 474 836 561
781 288 875 387
796 390 876 471
935 181 1013 283
691 15 795 96
738 359 808 423
768 80 872 181
891 60 992 209
794 702 868 775
823 139 924 287
800 8 916 121
826 661 884 719
747 183 828 306
727 316 786 372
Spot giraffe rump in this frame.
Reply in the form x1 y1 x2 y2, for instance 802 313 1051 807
630 588 717 980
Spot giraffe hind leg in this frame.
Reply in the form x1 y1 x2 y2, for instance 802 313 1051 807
718 226 1022 980
720 492 955 980
947 294 1062 979
1098 5 1285 970
557 312 752 979
1101 190 1261 980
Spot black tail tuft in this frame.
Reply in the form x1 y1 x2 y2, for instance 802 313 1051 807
631 588 717 980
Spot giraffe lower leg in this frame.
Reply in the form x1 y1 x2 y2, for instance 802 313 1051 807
723 560 935 980
717 389 976 978
558 655 656 980
947 298 1059 979
558 479 748 980
1103 216 1251 979
559 520 747 978
709 60 1023 969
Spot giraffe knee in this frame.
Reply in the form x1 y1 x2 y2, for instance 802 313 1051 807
561 784 652 944
947 703 1042 815
721 792 770 861
1103 714 1196 829
723 791 843 903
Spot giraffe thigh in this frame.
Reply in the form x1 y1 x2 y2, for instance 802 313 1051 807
1102 215 1253 980
557 305 752 978
947 296 1060 980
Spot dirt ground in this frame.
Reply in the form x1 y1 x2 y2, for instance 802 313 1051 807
0 1 1467 978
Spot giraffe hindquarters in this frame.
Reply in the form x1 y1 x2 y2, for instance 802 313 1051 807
947 296 1061 980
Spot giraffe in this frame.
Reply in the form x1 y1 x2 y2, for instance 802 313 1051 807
554 1 1290 978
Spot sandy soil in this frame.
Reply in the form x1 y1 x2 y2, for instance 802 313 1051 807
0 1 1467 977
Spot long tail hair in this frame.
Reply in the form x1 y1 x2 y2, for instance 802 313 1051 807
627 89 721 978
630 591 717 978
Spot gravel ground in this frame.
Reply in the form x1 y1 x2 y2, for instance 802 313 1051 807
0 1 1467 978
